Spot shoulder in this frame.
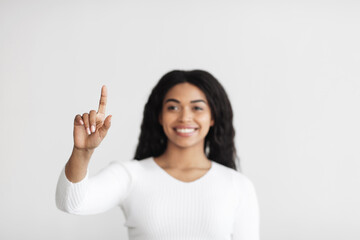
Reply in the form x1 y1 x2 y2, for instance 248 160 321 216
108 157 153 180
212 161 256 195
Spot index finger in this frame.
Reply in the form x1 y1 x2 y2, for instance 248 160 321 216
97 85 107 114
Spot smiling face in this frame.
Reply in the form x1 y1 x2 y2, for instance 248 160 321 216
159 82 214 151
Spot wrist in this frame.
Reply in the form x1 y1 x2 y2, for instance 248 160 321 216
73 146 94 153
72 146 94 160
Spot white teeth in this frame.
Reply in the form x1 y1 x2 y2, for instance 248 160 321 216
176 128 195 133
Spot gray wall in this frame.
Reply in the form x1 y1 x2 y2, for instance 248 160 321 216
1 0 359 239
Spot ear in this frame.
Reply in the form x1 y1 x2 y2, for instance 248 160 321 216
210 118 214 127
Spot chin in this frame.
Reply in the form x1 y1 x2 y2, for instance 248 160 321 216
168 139 205 150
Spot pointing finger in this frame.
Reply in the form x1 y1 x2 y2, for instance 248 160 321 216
97 85 107 115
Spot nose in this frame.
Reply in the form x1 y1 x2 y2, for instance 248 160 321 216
179 107 193 122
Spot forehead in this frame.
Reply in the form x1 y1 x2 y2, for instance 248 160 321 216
163 83 207 103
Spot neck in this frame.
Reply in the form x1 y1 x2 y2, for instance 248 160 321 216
156 143 210 169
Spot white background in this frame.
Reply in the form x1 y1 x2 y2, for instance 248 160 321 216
1 0 359 239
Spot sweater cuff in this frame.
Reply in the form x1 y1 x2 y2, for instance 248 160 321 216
55 166 89 213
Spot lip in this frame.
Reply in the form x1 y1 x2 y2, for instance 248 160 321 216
174 125 197 129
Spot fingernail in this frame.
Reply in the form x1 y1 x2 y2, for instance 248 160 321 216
87 128 91 135
91 125 96 133
80 120 84 125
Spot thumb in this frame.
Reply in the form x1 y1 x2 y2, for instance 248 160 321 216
98 115 112 137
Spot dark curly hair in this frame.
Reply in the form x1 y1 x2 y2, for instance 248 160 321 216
134 70 239 171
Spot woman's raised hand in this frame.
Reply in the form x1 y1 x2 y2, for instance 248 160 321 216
73 85 112 151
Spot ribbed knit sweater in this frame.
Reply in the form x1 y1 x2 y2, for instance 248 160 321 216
56 157 260 240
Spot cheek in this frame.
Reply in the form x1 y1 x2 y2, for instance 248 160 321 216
159 110 169 126
160 113 176 127
198 113 213 125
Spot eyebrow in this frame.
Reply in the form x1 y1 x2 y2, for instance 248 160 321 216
165 98 207 104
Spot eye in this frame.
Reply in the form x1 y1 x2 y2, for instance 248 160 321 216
193 106 203 111
167 105 178 111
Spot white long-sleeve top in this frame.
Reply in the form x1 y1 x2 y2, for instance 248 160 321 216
56 157 260 240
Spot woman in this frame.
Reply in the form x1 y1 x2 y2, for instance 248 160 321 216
56 70 260 240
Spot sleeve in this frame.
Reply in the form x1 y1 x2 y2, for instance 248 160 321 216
232 176 260 240
55 161 133 215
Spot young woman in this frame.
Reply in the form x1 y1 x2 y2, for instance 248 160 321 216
56 70 260 240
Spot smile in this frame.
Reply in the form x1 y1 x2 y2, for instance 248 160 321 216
175 128 196 133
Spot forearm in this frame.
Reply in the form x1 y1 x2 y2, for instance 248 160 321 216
65 147 94 183
56 160 132 215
